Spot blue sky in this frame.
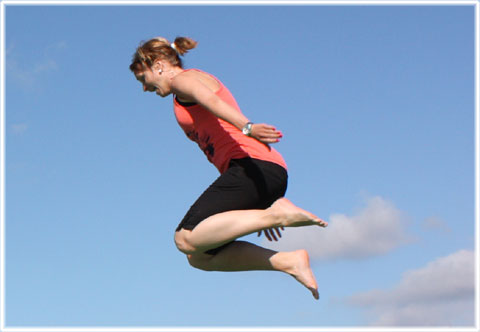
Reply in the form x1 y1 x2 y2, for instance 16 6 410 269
3 1 477 329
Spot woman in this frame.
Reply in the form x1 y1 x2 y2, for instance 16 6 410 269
129 36 328 300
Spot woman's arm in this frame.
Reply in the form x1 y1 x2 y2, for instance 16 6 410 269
171 73 282 144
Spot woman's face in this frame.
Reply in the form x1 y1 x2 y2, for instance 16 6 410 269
135 62 170 97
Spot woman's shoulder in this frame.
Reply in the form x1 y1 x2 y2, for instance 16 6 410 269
178 68 222 93
182 68 216 80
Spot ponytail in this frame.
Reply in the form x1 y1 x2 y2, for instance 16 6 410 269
171 36 198 56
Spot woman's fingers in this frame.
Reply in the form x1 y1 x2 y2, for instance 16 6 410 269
266 230 274 241
269 228 278 241
274 227 282 239
257 228 284 241
251 123 283 144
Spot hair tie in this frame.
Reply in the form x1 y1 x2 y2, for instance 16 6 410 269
171 43 178 53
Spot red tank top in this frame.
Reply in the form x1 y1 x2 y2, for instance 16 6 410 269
173 69 287 174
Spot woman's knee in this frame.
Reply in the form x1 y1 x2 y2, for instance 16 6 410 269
174 229 197 254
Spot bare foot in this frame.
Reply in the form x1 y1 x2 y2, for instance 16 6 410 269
285 250 319 300
269 198 328 228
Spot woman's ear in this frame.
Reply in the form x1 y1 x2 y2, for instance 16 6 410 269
152 61 164 74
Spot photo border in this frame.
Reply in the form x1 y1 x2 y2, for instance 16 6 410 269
0 0 478 331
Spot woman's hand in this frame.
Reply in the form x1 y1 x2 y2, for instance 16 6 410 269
257 227 284 241
250 124 283 144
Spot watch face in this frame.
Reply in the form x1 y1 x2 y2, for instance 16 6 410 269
242 123 252 135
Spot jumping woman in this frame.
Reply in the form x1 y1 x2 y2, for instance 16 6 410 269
129 36 328 300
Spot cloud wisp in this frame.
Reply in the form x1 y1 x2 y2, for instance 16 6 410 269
422 216 452 234
10 123 28 135
263 196 412 261
6 41 66 90
346 249 475 326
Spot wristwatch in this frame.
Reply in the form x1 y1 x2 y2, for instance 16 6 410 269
242 122 253 136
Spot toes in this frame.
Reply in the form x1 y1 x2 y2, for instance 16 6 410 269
310 287 320 300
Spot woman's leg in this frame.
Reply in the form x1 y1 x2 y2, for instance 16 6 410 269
175 197 328 254
173 160 326 300
186 240 320 300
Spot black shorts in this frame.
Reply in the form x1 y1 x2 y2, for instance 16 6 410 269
176 158 288 234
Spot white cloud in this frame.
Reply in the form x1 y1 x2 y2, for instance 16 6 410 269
262 196 412 260
346 249 475 326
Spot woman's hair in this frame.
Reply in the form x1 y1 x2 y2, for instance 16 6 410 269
129 36 197 73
